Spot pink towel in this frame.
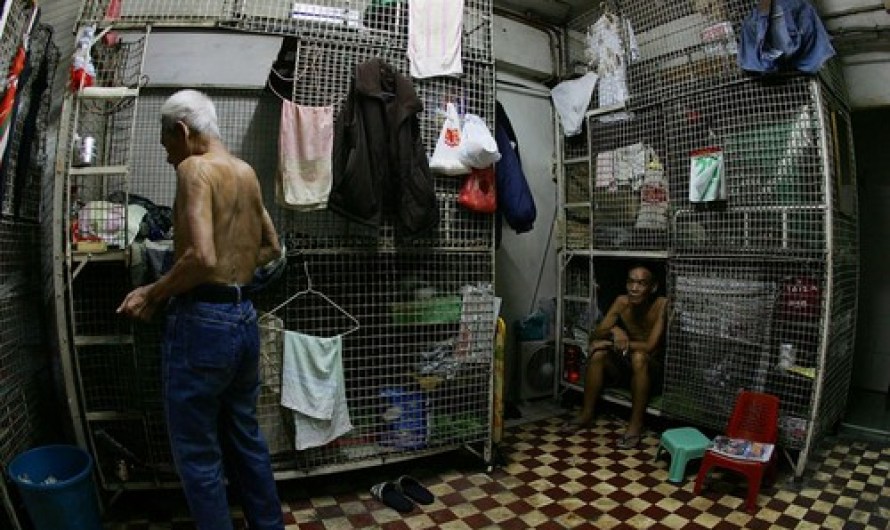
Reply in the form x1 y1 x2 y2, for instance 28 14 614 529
277 101 333 211
408 0 464 79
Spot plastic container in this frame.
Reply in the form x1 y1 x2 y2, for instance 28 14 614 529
7 445 102 530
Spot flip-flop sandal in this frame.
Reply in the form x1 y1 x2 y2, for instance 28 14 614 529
396 475 434 505
557 419 592 434
370 481 414 513
616 432 643 449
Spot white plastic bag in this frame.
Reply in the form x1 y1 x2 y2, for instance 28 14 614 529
458 113 500 169
429 102 470 176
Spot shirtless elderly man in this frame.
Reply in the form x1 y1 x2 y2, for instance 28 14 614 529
563 264 668 449
118 90 284 530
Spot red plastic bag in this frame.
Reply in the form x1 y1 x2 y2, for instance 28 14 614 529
457 167 496 213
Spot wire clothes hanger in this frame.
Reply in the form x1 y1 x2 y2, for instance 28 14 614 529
259 254 360 337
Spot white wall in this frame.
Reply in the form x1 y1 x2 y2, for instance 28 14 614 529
818 0 890 108
492 17 559 401
139 31 282 88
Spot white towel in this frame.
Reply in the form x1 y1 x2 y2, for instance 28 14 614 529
276 101 334 211
280 330 353 450
408 0 464 78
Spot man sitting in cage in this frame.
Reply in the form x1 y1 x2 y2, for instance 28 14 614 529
561 263 668 449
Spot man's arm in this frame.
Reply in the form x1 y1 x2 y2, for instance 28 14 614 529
117 161 216 320
256 206 281 267
590 297 626 341
628 297 668 355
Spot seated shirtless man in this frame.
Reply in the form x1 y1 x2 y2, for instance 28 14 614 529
564 264 668 449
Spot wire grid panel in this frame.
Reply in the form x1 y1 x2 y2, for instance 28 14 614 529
7 25 59 222
811 90 858 445
0 222 52 530
70 262 133 337
78 0 228 26
565 1 749 109
89 419 155 488
667 78 827 258
134 86 494 252
76 344 140 413
116 251 495 474
268 37 494 164
588 104 668 251
0 221 44 383
77 0 493 65
114 253 495 476
249 251 494 469
0 0 34 79
560 256 595 344
663 258 826 449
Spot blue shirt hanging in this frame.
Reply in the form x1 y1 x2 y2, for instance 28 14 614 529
737 0 835 74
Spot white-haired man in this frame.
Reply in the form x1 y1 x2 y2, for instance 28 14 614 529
118 89 284 530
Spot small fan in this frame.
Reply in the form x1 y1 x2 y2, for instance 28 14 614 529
519 341 556 400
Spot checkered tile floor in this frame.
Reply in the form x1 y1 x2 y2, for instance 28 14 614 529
104 413 890 529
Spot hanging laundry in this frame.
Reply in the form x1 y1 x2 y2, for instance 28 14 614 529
276 100 333 211
280 331 353 450
585 12 639 120
407 0 464 79
330 58 439 236
493 101 536 234
738 0 835 74
550 72 599 137
635 153 669 231
594 151 615 189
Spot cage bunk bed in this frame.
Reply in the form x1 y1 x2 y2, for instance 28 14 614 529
555 1 857 479
55 0 498 489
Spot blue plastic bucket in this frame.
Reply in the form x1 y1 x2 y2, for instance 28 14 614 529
7 445 102 530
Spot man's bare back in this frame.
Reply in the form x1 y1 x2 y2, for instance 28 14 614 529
173 152 267 286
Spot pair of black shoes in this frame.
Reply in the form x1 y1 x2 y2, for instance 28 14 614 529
370 475 434 513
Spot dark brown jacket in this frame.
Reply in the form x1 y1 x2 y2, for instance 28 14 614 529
330 58 439 235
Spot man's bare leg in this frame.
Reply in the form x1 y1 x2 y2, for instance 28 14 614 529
576 349 610 425
626 351 650 437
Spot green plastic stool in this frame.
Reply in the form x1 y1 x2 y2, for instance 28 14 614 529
655 427 711 483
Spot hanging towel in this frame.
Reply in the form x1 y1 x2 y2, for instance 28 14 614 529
550 72 599 137
280 330 353 450
407 0 464 78
276 101 334 211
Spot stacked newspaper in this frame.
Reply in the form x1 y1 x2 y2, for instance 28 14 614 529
708 435 774 463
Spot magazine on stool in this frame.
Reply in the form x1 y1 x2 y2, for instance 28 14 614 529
708 435 774 463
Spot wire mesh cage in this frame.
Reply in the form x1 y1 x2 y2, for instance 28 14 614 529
1 24 60 220
588 104 668 251
667 77 827 258
78 0 493 66
557 0 858 476
63 0 497 484
662 258 825 449
565 0 750 110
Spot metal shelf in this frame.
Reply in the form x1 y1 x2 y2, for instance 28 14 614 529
588 250 669 259
68 165 129 176
561 381 664 416
72 249 128 263
77 87 139 99
74 335 134 347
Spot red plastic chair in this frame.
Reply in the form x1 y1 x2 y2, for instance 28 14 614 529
693 391 780 514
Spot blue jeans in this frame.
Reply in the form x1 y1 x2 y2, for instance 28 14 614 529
162 297 284 530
